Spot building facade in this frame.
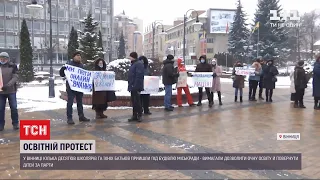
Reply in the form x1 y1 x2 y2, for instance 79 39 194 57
113 12 143 59
143 23 172 60
0 0 114 64
163 9 233 65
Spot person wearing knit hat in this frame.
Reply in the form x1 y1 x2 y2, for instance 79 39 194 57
162 54 179 111
138 55 152 115
293 60 308 108
210 58 223 105
127 52 144 122
262 58 279 102
59 51 90 124
0 52 19 131
313 54 320 109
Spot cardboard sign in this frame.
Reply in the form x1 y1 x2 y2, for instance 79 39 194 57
93 71 115 91
177 71 188 87
235 67 255 76
192 72 213 87
141 76 160 94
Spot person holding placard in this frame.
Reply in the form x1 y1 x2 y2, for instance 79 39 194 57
92 58 116 118
139 56 152 115
248 59 262 101
210 58 223 105
195 55 213 107
59 52 90 124
263 58 279 102
0 52 19 131
232 61 245 103
176 58 195 107
127 52 144 122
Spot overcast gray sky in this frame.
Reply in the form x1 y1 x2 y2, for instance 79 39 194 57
114 0 320 30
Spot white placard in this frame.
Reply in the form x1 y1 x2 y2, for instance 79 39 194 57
64 65 94 93
210 9 236 33
93 71 115 91
192 72 213 87
141 76 160 94
177 71 188 87
235 67 255 76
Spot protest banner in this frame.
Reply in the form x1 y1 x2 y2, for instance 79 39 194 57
177 71 188 87
192 72 213 87
0 68 3 91
93 71 115 91
64 65 94 93
235 67 255 76
141 76 160 94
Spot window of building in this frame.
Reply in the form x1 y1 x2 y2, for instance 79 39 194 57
0 35 4 47
207 48 213 53
6 20 14 31
5 3 14 15
72 10 79 19
58 8 66 18
101 0 108 9
6 36 14 47
0 19 4 31
0 2 4 15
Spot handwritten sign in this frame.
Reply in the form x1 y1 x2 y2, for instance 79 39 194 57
64 65 94 93
0 68 3 91
192 72 213 87
177 71 188 87
141 76 160 94
93 71 115 91
235 67 255 76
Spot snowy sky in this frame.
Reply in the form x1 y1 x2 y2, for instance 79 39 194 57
114 0 320 30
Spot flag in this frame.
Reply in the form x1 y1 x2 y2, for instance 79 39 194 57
252 22 260 33
226 22 229 33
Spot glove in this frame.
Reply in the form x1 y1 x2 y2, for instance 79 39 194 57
212 73 217 78
2 85 9 91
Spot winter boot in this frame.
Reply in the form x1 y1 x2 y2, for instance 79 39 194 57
100 112 108 118
96 111 102 119
67 118 75 125
234 96 237 102
128 115 137 122
294 101 299 108
218 91 222 105
299 101 306 108
314 100 320 110
265 90 269 102
240 96 243 103
79 116 90 122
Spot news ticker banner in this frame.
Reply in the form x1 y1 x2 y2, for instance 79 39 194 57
20 153 301 170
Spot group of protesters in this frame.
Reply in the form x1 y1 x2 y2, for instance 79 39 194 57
1 50 320 130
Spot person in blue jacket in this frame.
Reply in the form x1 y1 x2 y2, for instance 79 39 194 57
127 52 144 122
139 56 152 115
313 54 320 110
59 51 90 125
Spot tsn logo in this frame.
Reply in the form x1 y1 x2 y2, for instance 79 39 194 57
269 10 301 28
20 120 50 140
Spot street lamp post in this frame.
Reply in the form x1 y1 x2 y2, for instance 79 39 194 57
183 9 202 61
27 0 55 98
151 21 166 58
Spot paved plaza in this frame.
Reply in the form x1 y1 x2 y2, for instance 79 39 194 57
0 84 320 179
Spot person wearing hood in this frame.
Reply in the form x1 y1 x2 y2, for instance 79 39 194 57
162 54 179 111
263 58 279 102
0 52 19 131
176 58 195 107
210 58 222 105
293 60 308 108
232 61 245 102
92 58 117 118
248 59 262 101
194 55 213 107
313 54 320 110
139 56 152 115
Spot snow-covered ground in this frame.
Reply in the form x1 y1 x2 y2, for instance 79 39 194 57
12 76 302 112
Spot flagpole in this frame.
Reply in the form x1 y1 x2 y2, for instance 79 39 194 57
257 24 259 58
226 22 228 67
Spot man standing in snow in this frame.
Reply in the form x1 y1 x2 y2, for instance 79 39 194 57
127 52 144 122
59 52 90 125
0 52 19 131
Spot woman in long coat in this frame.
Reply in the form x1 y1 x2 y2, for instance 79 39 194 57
92 58 116 118
210 58 222 105
313 54 320 110
263 59 279 102
232 61 245 102
290 66 296 102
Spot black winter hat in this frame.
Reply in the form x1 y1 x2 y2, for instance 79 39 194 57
199 55 206 60
139 56 148 65
72 51 81 58
130 52 138 59
297 60 304 66
167 54 174 60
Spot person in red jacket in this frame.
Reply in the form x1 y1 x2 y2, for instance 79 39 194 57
176 58 195 107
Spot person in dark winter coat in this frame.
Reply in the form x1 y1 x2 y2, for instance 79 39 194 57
162 54 179 111
0 52 19 131
258 59 266 99
263 59 279 102
92 58 116 118
139 56 152 115
127 52 144 122
194 55 213 107
293 60 308 108
59 51 90 124
312 54 320 110
232 61 245 102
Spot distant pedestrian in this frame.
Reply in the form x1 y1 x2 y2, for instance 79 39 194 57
195 55 213 107
59 51 90 125
248 59 262 101
176 58 195 107
139 56 152 115
127 52 144 122
162 54 179 111
210 58 223 105
92 58 116 118
0 52 19 131
312 54 320 110
290 63 296 102
293 60 308 108
232 61 245 102
263 57 279 102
